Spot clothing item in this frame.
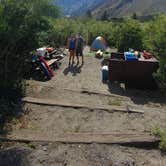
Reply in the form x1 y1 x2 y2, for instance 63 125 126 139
76 49 83 56
76 36 84 50
69 38 76 50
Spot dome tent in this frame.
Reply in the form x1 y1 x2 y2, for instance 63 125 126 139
91 36 107 51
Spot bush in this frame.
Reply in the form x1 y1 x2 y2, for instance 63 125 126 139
116 19 143 52
0 0 59 97
152 126 166 151
48 18 117 48
143 14 166 91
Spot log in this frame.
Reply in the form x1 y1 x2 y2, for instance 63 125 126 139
0 132 159 146
22 97 144 114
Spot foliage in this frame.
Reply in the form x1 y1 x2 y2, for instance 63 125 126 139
151 126 166 151
0 0 59 97
143 14 166 91
86 9 92 18
101 11 109 21
47 18 117 47
0 97 20 132
116 19 143 52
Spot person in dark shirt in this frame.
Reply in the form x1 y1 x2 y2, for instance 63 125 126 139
75 33 84 65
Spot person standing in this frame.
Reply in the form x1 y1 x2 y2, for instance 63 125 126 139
67 34 76 66
76 33 84 65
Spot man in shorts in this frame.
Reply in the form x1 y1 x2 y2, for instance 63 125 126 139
76 33 84 65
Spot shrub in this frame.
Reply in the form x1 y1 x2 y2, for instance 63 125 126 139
0 0 59 97
143 14 166 91
152 126 166 151
116 19 143 52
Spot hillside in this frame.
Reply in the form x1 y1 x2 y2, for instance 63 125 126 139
93 0 166 18
56 0 166 17
56 0 103 16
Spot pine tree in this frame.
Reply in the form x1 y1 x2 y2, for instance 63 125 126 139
101 11 108 21
86 9 92 18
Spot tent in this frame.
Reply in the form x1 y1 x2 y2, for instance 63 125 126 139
91 36 107 51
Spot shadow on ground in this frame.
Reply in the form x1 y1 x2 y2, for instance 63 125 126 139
63 64 83 76
0 146 30 166
107 81 166 105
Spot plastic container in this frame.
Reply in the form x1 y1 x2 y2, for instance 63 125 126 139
36 47 47 57
102 65 108 82
124 52 138 61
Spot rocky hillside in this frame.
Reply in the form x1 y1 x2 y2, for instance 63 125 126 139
92 0 166 18
56 0 103 16
56 0 166 17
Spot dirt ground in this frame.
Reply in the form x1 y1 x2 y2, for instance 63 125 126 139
0 47 166 166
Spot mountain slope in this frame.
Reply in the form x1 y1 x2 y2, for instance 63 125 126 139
92 0 166 18
56 0 166 17
56 0 103 16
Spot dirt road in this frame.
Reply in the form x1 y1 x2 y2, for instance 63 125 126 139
0 50 166 166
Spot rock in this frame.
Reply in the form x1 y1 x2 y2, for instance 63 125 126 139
43 147 47 151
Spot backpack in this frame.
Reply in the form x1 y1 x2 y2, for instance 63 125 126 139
69 38 75 50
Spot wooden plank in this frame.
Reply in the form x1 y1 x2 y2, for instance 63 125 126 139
22 97 144 114
47 59 58 66
0 132 159 145
63 88 129 100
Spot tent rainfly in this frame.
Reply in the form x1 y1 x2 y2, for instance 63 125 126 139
91 36 107 51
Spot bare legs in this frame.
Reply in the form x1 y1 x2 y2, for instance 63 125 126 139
76 50 84 65
82 55 84 64
69 50 75 65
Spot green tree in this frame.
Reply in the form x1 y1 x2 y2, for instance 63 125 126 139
0 0 59 98
143 14 166 90
132 13 137 20
86 9 92 18
116 19 143 52
101 11 109 21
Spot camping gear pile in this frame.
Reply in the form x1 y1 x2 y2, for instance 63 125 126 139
31 47 65 80
107 49 159 88
95 50 104 58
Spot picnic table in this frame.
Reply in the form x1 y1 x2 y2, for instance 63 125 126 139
108 52 159 82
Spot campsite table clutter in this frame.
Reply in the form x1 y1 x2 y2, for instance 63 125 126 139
31 47 65 81
107 49 159 88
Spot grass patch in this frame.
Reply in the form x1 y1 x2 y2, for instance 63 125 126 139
108 99 122 106
86 51 111 58
86 51 96 56
27 142 36 149
151 126 166 151
74 124 81 133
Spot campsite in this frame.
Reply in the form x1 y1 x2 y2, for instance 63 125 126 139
0 0 166 166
